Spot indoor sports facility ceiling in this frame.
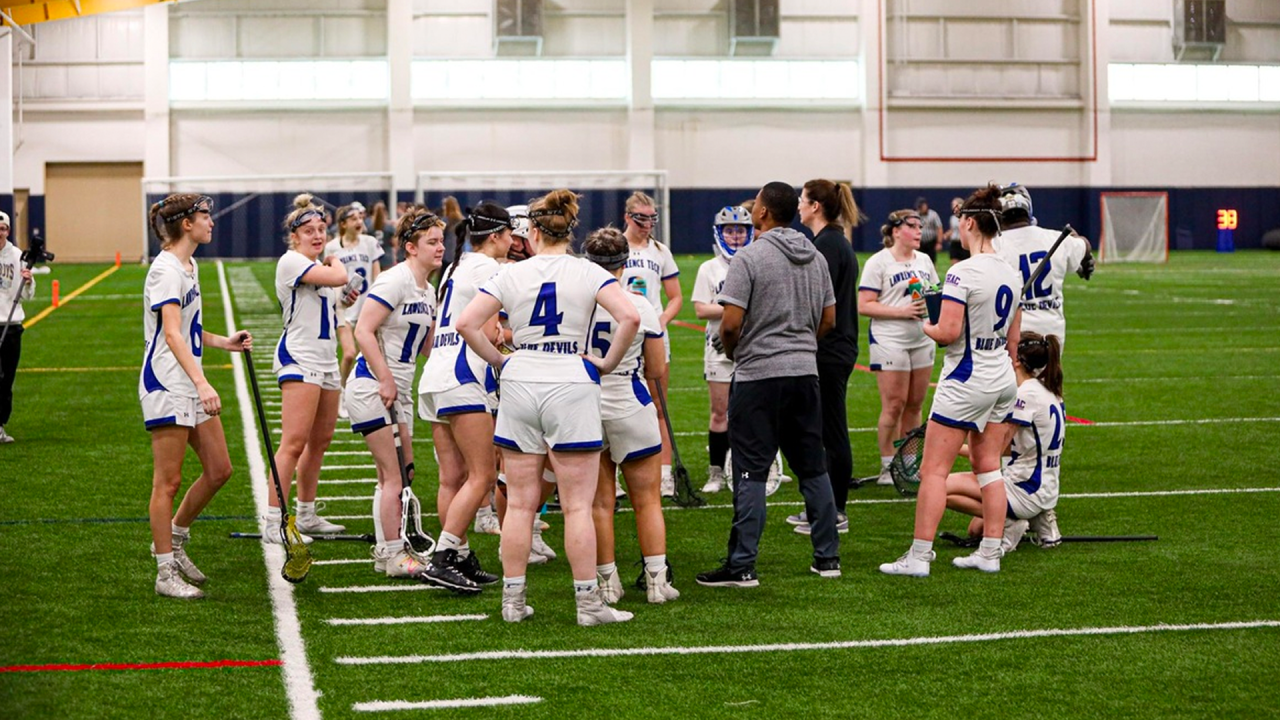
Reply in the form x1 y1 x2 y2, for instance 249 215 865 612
2 0 180 28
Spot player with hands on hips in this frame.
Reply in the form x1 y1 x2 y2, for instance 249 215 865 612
858 209 939 486
265 194 353 542
880 184 1022 577
141 194 253 598
455 189 640 627
346 208 443 582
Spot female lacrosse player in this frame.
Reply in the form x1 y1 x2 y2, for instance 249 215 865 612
620 191 682 496
456 189 640 626
417 203 513 591
858 210 939 486
266 194 357 540
691 206 753 493
880 184 1021 577
585 226 678 605
325 203 383 402
945 331 1064 551
347 208 443 581
142 193 252 598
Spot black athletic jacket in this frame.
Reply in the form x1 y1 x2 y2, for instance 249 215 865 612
812 224 859 366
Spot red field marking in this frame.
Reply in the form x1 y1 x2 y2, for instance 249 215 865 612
0 659 282 673
672 320 705 332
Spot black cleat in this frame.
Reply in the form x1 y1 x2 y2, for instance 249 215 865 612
424 549 482 595
456 551 500 586
695 564 759 588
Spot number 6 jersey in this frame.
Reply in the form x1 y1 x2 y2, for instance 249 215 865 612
140 250 202 399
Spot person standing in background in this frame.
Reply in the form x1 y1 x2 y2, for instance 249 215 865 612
947 197 969 263
915 197 944 264
0 212 33 444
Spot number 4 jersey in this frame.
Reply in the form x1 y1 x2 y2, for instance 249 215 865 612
140 250 203 399
939 253 1021 389
993 225 1088 343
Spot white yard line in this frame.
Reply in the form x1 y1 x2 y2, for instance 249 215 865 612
319 584 443 594
353 696 541 712
317 479 378 486
323 464 376 471
1073 375 1280 384
317 495 377 502
313 558 376 566
218 261 321 720
327 614 487 626
334 619 1280 666
1079 417 1280 428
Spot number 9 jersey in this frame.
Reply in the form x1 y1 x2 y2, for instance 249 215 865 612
939 254 1021 389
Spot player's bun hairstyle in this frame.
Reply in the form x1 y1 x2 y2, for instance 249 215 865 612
803 179 864 242
625 191 656 213
958 184 1003 239
1018 331 1064 399
149 193 207 250
880 209 920 248
528 189 580 245
438 202 512 301
758 181 799 226
584 226 629 271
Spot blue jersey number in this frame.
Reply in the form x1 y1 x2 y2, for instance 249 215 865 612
1019 252 1051 299
530 283 564 337
993 286 1014 331
190 310 203 357
319 298 333 340
354 267 369 295
1048 403 1064 451
591 321 611 358
400 322 424 364
438 279 455 328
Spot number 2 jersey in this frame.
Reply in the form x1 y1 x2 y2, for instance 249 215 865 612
939 253 1021 390
354 262 435 394
274 250 339 373
993 225 1088 342
323 235 383 324
140 250 203 399
1006 378 1065 508
419 253 501 396
593 292 664 421
478 254 617 384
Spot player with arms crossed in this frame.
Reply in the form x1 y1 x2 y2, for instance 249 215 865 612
456 189 640 626
880 184 1022 577
142 194 252 598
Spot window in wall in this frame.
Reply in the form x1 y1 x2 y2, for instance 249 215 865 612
410 59 628 102
169 60 389 102
650 59 859 103
1109 63 1280 103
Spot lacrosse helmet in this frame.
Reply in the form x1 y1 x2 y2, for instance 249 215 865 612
713 205 754 259
506 204 531 238
999 183 1034 219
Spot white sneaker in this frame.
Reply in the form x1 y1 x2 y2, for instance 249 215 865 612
576 587 634 627
598 567 625 604
261 518 314 546
530 530 557 563
876 468 894 486
765 471 781 497
153 533 207 585
1029 509 1062 548
879 549 934 577
660 475 675 498
337 386 350 419
701 466 726 494
156 561 204 599
377 545 429 580
785 511 808 526
953 547 1002 573
295 508 346 535
501 585 534 623
1002 519 1030 554
643 566 680 604
371 545 386 573
0 426 13 444
473 507 501 535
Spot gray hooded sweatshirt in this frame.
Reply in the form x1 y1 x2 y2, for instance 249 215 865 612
717 226 836 382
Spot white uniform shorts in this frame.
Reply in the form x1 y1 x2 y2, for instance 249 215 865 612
869 343 935 372
276 363 341 391
494 381 602 455
141 390 214 431
602 403 662 465
418 382 494 425
345 376 414 436
1005 477 1055 520
704 350 734 383
928 377 1017 433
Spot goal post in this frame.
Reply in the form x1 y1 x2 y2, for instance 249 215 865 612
1099 191 1169 264
140 172 396 263
414 170 670 248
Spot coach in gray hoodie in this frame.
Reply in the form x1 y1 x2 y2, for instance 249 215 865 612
696 181 843 587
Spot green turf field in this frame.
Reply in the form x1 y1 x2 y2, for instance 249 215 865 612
2 251 1278 719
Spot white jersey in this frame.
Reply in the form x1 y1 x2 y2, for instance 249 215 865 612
858 248 938 350
595 293 664 420
1006 378 1064 508
478 254 617 383
420 253 502 396
140 251 203 399
692 256 729 361
939 254 1020 389
622 239 678 313
353 263 434 393
323 234 383 324
274 250 339 373
0 242 35 325
993 225 1088 342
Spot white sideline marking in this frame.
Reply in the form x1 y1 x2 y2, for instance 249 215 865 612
1064 487 1280 500
219 262 321 720
1074 375 1280 384
334 619 1280 666
320 583 443 594
1077 417 1280 428
353 696 541 712
327 614 487 626
318 495 376 502
323 464 376 471
313 558 374 566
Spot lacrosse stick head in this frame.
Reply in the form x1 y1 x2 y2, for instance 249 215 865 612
279 516 314 583
671 464 706 508
889 426 926 497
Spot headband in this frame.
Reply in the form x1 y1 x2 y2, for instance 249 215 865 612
888 211 920 228
159 195 213 225
337 206 360 223
529 208 577 239
466 212 512 236
958 207 1002 234
586 250 630 271
288 208 325 231
400 212 441 242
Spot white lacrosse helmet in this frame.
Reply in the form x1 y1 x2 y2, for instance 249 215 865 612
999 183 1034 218
506 204 531 238
713 206 754 259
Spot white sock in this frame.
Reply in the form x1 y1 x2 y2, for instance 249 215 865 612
297 500 315 515
643 554 666 574
372 487 385 544
504 575 526 589
171 523 190 538
458 543 471 559
531 515 542 532
574 578 599 594
377 540 400 555
661 464 672 480
438 531 462 552
265 506 282 522
156 552 174 568
880 456 893 471
911 539 934 556
979 537 1002 554
596 561 617 576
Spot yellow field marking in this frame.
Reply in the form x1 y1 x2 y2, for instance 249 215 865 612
22 265 121 329
25 364 234 373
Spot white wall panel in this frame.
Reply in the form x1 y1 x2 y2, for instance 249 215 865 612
413 16 492 57
654 16 725 56
170 111 387 176
882 109 1089 159
1111 111 1280 186
412 110 629 172
543 17 626 57
170 17 238 58
776 19 860 57
13 114 145 194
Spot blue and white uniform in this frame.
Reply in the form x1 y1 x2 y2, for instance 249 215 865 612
139 251 207 429
345 263 435 435
691 256 733 381
858 248 938 371
622 239 678 358
595 293 664 464
479 254 617 454
324 235 384 325
1003 379 1064 518
928 254 1020 432
993 225 1088 346
418 253 501 423
273 250 341 390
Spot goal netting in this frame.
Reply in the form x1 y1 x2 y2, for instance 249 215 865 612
414 170 669 250
1100 192 1168 263
141 172 396 262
